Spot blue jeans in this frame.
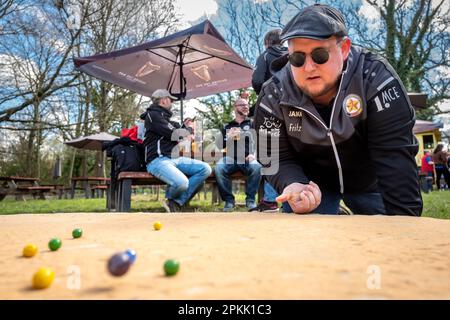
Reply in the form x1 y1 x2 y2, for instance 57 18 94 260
282 189 386 215
263 181 278 202
214 157 262 203
263 179 291 211
147 156 211 206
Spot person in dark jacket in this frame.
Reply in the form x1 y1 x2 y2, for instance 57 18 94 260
141 89 211 212
214 98 262 212
252 29 288 95
254 4 422 216
251 29 288 213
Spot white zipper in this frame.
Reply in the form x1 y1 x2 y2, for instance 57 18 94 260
329 69 347 130
328 131 344 194
328 70 346 194
289 70 347 193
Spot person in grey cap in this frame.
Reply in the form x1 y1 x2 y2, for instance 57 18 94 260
141 89 212 212
254 4 422 216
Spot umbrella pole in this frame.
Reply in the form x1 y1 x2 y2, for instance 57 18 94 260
179 56 184 123
178 44 186 123
180 97 184 123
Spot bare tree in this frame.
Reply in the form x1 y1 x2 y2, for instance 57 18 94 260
334 0 450 118
0 0 93 176
0 0 27 23
0 0 91 123
0 0 179 177
76 0 179 176
216 0 269 63
78 0 179 131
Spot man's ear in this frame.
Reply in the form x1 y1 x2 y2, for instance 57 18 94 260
341 37 352 60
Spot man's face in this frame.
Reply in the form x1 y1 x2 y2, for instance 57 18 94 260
288 36 351 103
159 97 172 109
234 101 249 117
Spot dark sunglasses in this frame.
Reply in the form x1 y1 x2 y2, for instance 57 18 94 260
289 47 331 68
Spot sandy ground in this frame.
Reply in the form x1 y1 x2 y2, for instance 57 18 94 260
0 212 449 300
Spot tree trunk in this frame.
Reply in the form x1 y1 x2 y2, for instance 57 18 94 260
25 99 41 177
26 128 35 176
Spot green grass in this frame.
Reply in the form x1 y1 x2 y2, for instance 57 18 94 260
0 190 448 219
421 191 450 219
0 190 248 215
0 198 108 215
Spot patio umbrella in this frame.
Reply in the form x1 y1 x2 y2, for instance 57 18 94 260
74 20 253 121
64 132 119 151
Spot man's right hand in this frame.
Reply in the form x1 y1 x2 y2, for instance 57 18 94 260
226 127 240 139
276 181 322 214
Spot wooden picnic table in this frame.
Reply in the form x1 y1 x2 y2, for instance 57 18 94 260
0 176 54 201
40 184 68 199
70 176 110 199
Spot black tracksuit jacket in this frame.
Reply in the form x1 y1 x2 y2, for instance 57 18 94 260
252 45 288 95
254 45 423 216
141 104 192 163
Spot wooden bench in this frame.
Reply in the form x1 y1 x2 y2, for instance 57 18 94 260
110 172 165 212
15 186 54 200
70 177 110 199
90 185 108 198
110 171 264 212
41 184 68 199
0 176 54 201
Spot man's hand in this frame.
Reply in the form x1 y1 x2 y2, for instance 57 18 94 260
276 181 321 214
227 127 241 139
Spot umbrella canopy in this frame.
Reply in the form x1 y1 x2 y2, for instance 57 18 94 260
74 20 253 121
64 132 119 151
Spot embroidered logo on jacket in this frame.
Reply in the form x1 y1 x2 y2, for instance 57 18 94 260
288 122 302 132
288 110 302 117
259 116 281 137
374 85 401 112
343 94 363 117
261 116 282 130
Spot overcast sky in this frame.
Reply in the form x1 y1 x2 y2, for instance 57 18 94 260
175 0 218 27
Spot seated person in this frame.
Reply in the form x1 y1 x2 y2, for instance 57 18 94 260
141 89 212 212
214 98 262 212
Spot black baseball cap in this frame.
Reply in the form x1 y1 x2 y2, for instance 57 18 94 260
281 4 348 42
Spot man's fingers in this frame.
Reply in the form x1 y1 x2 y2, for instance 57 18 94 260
276 193 290 202
309 181 320 190
302 190 316 211
289 191 309 213
299 191 311 210
306 184 321 203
